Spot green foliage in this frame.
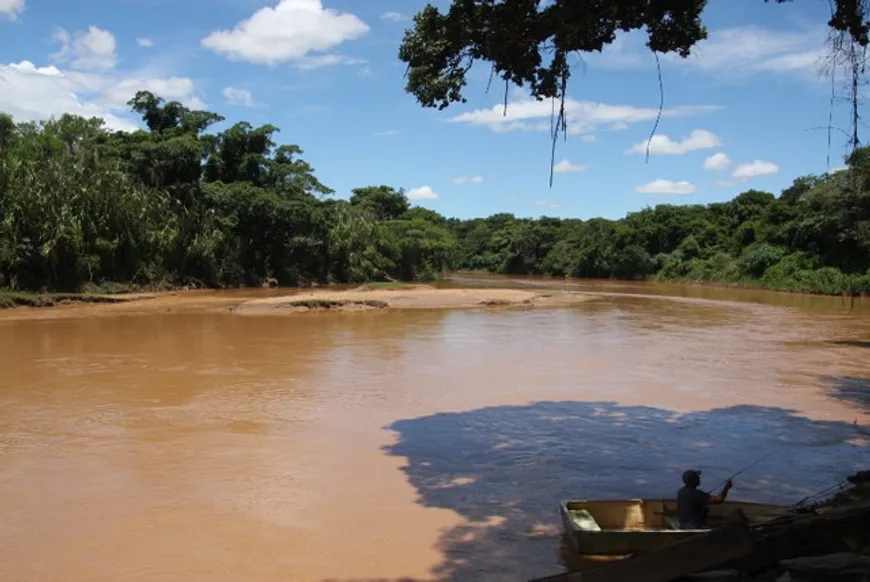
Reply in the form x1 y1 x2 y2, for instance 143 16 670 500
444 154 870 296
3 92 870 298
0 94 456 291
350 186 410 220
399 1 709 110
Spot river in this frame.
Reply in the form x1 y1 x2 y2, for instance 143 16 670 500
1 276 869 581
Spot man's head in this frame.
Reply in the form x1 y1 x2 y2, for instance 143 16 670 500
682 469 702 488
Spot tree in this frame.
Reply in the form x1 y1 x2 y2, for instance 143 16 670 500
349 186 410 220
400 1 868 110
398 1 870 160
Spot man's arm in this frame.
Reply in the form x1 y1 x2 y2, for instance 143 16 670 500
708 479 733 504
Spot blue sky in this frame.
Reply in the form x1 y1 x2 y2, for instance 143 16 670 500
0 0 857 220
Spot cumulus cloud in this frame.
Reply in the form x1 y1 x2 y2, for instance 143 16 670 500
635 179 696 195
406 186 439 200
101 76 204 109
553 159 588 173
136 37 153 48
52 26 118 71
201 0 369 67
447 95 718 135
453 176 484 184
222 86 255 107
626 130 721 155
732 160 780 179
0 0 24 20
380 11 407 22
0 60 203 132
703 152 731 171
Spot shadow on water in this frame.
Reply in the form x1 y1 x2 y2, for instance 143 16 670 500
823 375 870 411
354 401 867 582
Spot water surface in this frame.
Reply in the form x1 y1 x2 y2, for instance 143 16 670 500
1 277 869 581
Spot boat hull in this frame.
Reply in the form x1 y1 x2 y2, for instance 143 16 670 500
560 498 791 556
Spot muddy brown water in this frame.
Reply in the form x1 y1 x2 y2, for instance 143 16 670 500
2 276 870 582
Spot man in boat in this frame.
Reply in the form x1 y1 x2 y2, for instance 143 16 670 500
677 469 732 529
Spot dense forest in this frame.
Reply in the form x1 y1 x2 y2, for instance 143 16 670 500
1 92 869 296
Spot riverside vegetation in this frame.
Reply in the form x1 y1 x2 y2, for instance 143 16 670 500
2 91 870 300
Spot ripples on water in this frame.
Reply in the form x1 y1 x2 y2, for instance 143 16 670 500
0 280 869 581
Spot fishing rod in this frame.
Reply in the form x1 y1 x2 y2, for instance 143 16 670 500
791 480 849 508
705 450 776 494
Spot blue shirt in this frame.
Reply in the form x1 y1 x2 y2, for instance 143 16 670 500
677 486 711 529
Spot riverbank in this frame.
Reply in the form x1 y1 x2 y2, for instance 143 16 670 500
0 290 156 309
233 285 591 313
451 269 870 299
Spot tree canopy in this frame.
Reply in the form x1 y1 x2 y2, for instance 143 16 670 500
399 0 868 110
398 1 870 161
2 93 870 297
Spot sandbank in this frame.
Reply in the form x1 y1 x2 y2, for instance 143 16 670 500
233 285 591 313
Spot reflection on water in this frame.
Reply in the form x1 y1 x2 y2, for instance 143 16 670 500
1 278 870 581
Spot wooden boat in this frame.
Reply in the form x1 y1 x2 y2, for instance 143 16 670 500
560 498 792 556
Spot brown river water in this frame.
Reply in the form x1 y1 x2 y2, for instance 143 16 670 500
2 275 870 582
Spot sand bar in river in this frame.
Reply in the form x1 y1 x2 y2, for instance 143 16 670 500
234 285 592 313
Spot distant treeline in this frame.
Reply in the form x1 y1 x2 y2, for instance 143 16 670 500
1 92 869 296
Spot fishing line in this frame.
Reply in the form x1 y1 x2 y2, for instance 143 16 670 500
704 450 777 494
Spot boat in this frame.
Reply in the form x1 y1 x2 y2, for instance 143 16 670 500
560 498 792 556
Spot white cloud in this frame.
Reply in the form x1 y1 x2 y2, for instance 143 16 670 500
52 26 118 71
222 86 255 107
448 95 718 135
373 129 400 137
380 11 407 22
581 134 596 142
201 0 369 67
626 129 721 155
101 76 204 110
591 25 826 81
535 200 562 209
703 152 731 171
635 179 696 195
294 54 366 70
136 37 153 48
732 160 780 179
406 186 439 200
453 176 484 184
665 26 825 79
829 166 848 174
553 159 588 173
0 60 204 132
0 0 24 20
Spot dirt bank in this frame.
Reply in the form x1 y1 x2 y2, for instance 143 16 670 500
233 285 592 313
0 291 157 309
